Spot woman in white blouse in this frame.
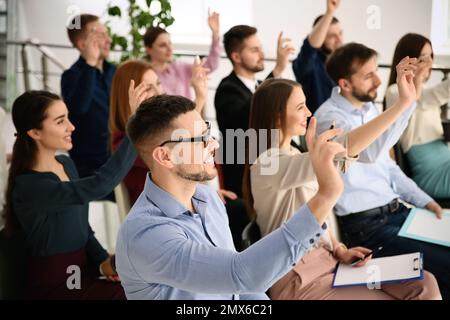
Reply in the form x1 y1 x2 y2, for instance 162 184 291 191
385 33 450 199
243 78 441 300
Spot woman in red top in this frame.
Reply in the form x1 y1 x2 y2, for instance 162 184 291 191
109 60 162 204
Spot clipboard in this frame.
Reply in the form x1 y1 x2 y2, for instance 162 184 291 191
398 208 450 247
332 252 423 288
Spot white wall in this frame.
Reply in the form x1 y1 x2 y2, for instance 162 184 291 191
14 0 437 93
254 0 432 64
5 0 445 149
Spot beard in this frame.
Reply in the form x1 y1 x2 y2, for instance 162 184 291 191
352 87 378 103
176 167 217 182
242 60 265 73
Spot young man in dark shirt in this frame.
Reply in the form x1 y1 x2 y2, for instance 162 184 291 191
61 14 115 181
292 0 343 114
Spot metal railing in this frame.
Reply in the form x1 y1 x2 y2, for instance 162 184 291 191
7 40 66 91
6 39 450 92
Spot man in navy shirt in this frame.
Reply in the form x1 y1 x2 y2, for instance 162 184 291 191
292 0 343 114
61 14 115 180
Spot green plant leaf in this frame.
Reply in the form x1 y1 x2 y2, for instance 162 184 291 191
105 0 174 61
108 6 122 17
137 13 153 28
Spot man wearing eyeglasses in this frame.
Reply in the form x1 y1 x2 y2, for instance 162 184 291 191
115 95 347 300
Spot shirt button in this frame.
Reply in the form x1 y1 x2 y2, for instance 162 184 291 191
316 233 321 237
322 223 328 230
309 239 315 244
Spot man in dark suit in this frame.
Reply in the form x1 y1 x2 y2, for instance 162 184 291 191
215 25 294 197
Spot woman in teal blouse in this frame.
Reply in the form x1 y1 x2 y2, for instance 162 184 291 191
3 84 150 299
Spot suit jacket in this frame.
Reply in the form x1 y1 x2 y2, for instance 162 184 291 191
214 71 273 196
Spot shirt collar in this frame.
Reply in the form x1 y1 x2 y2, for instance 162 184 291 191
236 74 258 93
143 173 209 218
330 86 373 114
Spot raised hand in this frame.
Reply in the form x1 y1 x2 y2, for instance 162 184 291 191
326 0 341 15
396 56 418 106
128 80 156 115
273 32 295 78
415 55 433 84
207 9 220 40
306 117 345 201
82 29 101 66
191 56 210 99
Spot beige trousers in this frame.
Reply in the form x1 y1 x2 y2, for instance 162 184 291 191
270 247 441 300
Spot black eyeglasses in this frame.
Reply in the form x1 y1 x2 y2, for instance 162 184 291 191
159 121 213 148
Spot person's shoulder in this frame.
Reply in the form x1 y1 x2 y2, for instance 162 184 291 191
216 74 248 100
61 58 83 78
121 198 169 230
120 198 189 245
217 72 241 89
298 37 319 56
314 97 335 116
13 169 57 195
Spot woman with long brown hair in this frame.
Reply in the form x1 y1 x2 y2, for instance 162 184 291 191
243 76 441 300
3 84 146 299
109 59 209 204
385 33 450 199
110 60 162 205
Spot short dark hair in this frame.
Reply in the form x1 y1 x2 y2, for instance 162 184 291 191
326 43 378 83
313 15 340 27
223 25 257 62
67 14 99 47
143 26 168 48
127 95 196 152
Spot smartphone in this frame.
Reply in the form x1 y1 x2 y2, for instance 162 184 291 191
350 246 383 267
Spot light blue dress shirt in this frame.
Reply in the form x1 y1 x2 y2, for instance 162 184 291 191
315 87 433 216
116 174 326 300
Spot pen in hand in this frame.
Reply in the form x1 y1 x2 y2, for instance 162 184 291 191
329 120 336 130
327 120 337 142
